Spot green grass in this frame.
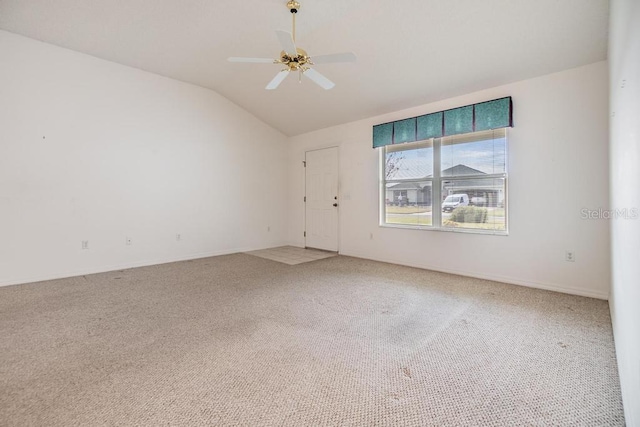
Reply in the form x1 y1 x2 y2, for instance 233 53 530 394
443 222 506 230
386 206 431 214
386 213 505 230
385 216 433 226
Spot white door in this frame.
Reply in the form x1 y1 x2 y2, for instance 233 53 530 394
305 147 339 251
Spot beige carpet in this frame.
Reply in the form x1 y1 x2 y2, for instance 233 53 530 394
0 254 624 426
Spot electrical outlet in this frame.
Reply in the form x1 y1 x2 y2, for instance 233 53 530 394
126 237 132 246
176 234 181 241
82 240 89 250
565 251 575 262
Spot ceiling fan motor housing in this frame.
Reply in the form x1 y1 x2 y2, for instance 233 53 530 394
281 47 309 71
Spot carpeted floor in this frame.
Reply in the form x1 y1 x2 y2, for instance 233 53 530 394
0 254 624 426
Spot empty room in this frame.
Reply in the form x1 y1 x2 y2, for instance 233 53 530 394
1 0 638 425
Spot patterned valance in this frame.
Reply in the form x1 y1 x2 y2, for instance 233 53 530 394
373 97 513 148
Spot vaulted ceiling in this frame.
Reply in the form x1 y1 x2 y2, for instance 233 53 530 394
0 0 609 136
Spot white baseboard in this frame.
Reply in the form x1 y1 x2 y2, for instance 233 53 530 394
2 244 609 301
339 250 610 300
0 242 288 288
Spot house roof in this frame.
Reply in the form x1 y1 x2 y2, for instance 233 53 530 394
386 182 426 191
387 162 486 181
442 164 485 177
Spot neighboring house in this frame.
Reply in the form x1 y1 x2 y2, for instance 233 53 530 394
386 182 430 206
386 164 504 207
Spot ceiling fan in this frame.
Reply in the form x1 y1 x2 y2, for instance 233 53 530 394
227 0 356 90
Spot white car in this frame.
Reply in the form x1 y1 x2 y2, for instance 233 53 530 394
442 194 469 212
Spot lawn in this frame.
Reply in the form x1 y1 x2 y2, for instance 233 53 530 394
443 222 506 230
386 216 433 226
385 205 505 230
386 206 431 214
487 208 506 218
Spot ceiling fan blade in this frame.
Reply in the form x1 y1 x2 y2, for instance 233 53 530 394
228 57 276 63
310 52 357 64
266 70 289 90
303 68 335 90
275 30 297 56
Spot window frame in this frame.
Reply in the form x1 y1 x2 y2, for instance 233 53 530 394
379 129 509 235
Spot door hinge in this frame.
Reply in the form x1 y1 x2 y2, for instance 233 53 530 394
304 196 306 202
303 161 306 167
304 231 306 237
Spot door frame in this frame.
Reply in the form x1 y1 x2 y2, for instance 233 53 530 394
304 145 340 252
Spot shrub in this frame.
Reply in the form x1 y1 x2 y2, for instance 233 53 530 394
449 206 488 223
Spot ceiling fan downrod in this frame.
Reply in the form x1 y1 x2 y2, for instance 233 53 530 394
287 0 300 42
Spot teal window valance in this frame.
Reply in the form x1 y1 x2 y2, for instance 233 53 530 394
417 112 443 140
393 118 417 144
372 97 512 148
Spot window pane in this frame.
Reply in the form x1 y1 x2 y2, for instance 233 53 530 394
385 142 433 180
380 128 508 234
441 129 506 176
385 181 433 226
441 178 506 231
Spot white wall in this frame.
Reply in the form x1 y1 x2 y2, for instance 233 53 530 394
0 30 289 286
288 61 610 299
609 0 640 424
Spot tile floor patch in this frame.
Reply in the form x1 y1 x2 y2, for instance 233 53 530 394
245 246 337 265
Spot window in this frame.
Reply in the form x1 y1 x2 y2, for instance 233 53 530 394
381 128 507 234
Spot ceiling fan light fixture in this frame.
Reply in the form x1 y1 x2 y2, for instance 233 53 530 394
227 0 356 90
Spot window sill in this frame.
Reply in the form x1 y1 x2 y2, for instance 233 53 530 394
379 223 509 236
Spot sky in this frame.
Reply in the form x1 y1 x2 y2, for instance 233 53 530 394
386 137 506 180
